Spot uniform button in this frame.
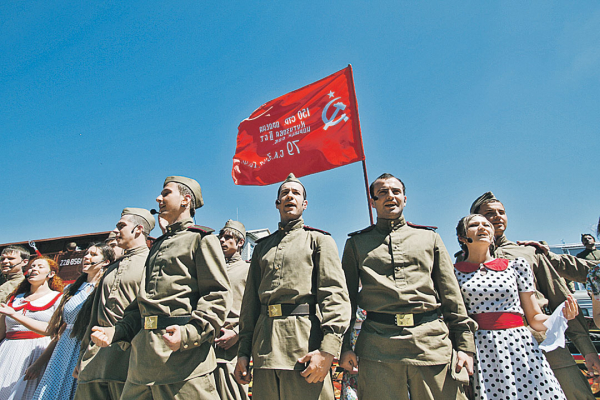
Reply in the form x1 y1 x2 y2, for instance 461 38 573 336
194 342 198 346
183 344 189 349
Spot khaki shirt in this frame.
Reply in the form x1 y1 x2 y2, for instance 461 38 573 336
238 218 351 370
545 248 597 284
0 271 24 304
342 216 476 365
486 235 596 367
77 245 149 383
576 248 600 262
114 218 231 385
215 252 249 363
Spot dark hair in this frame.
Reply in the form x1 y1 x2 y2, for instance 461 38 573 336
456 214 496 259
219 228 244 244
176 183 196 217
47 243 115 339
9 257 64 300
597 217 600 239
1 245 31 261
277 182 306 200
473 199 503 215
369 173 406 199
125 214 151 238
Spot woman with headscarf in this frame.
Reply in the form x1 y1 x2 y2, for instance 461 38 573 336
454 214 578 400
0 257 64 400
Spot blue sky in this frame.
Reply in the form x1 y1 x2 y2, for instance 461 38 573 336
1 1 599 257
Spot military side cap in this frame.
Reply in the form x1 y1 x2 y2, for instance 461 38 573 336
164 176 204 209
222 220 246 238
122 208 156 231
278 173 306 198
105 231 117 241
470 191 497 214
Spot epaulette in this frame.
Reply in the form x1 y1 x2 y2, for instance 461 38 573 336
187 225 214 236
407 222 437 231
303 225 330 235
348 225 376 237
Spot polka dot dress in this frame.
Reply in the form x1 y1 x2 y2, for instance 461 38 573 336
455 258 566 400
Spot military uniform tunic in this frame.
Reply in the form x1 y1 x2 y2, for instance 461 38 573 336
342 216 476 364
577 248 600 262
0 271 24 304
113 218 231 386
238 218 351 370
77 245 149 386
215 252 248 363
215 252 250 400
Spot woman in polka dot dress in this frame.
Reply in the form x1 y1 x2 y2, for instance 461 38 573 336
454 214 578 400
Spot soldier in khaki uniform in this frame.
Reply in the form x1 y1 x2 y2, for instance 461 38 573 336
0 245 30 303
577 234 600 262
73 208 155 399
467 192 600 400
214 220 250 400
91 176 231 400
234 173 351 400
340 173 476 400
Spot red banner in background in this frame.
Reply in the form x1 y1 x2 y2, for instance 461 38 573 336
232 65 365 186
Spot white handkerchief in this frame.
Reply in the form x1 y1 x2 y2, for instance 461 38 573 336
538 302 568 352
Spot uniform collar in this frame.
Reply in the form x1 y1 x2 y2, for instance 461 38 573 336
278 218 304 233
494 234 515 248
227 252 243 264
376 215 406 232
455 258 509 273
166 217 194 235
123 245 149 258
5 270 24 281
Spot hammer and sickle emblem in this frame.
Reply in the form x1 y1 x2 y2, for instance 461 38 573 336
322 97 349 131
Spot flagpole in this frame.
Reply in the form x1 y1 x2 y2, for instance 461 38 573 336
347 64 374 225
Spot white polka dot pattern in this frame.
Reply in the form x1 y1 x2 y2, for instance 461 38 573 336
455 258 566 400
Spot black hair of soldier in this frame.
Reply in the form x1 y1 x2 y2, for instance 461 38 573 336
369 173 406 200
456 214 496 260
1 245 31 262
69 243 117 340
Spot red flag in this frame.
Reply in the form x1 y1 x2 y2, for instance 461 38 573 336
232 65 365 186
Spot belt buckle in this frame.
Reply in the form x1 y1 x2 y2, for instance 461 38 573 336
268 304 282 317
144 316 158 330
395 313 414 327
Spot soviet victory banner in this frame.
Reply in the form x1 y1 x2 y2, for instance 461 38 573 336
232 65 365 186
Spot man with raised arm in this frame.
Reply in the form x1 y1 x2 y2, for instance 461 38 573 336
74 208 154 399
340 173 476 400
234 173 350 400
468 191 600 400
91 176 231 399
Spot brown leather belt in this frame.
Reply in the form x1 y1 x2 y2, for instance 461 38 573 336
143 315 191 330
261 304 315 317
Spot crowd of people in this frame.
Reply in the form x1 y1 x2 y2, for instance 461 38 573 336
0 173 599 400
